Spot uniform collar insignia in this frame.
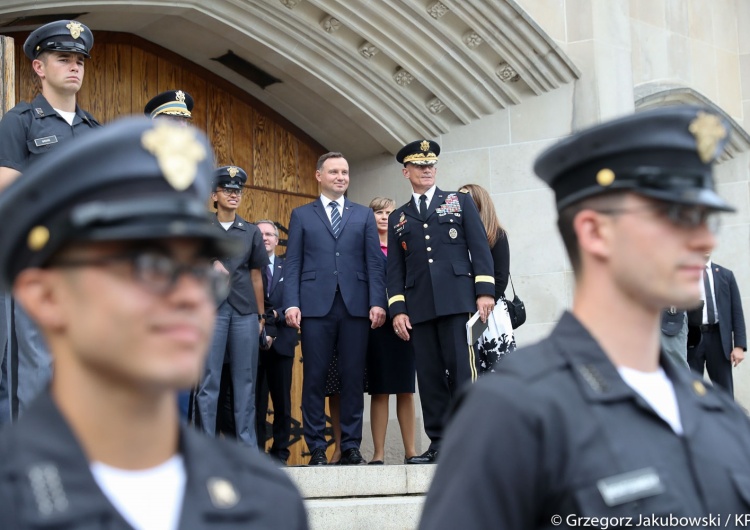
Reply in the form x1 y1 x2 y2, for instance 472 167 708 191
207 477 240 509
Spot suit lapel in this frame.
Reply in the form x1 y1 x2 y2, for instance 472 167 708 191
339 199 353 234
313 199 335 237
270 258 284 294
713 266 727 312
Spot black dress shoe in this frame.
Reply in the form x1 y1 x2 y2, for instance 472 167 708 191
339 448 367 465
368 460 384 465
404 449 438 464
308 448 328 466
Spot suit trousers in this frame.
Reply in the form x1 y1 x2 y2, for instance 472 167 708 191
255 349 294 461
412 313 474 451
688 326 733 397
6 297 51 420
197 301 259 447
301 290 369 452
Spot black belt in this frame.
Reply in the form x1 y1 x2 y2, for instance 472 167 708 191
699 323 719 333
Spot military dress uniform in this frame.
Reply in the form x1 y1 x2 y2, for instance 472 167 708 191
420 106 749 528
387 141 494 453
0 20 100 422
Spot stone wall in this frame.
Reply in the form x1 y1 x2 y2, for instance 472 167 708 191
349 0 750 442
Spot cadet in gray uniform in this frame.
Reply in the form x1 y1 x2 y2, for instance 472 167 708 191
420 106 750 529
0 20 101 420
0 117 307 529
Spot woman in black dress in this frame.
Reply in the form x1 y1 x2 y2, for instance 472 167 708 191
366 197 417 464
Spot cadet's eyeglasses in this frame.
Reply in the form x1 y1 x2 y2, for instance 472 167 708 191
219 188 242 197
595 202 721 233
50 251 229 301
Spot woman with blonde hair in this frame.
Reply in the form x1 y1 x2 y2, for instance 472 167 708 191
458 184 509 300
365 196 417 464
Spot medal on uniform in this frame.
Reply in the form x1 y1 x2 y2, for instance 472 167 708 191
449 228 457 239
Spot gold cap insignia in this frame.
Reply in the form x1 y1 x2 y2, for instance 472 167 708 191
175 90 186 103
228 167 239 178
66 21 84 40
28 226 50 251
689 111 727 164
141 123 206 191
420 140 430 152
692 380 707 396
207 478 240 509
596 168 615 187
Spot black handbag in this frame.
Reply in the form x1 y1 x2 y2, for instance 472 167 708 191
505 274 526 329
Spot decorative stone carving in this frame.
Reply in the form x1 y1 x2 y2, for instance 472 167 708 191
320 16 341 33
280 0 302 9
427 2 449 19
496 62 520 83
393 69 414 86
463 31 483 49
359 42 379 59
427 98 446 114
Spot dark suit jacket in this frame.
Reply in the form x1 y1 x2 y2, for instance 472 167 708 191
283 197 386 318
262 256 298 357
688 263 747 358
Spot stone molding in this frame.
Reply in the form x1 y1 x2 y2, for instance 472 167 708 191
635 82 750 161
0 0 580 157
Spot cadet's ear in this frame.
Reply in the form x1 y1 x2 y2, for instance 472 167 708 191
574 209 614 263
13 268 67 332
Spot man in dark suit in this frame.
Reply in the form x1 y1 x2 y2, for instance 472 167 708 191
255 220 297 465
284 152 386 466
388 140 495 464
687 254 746 396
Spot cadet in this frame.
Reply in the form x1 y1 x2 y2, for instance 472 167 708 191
387 140 495 464
0 20 101 422
144 89 194 126
145 88 197 422
195 166 268 448
0 117 307 529
419 106 750 529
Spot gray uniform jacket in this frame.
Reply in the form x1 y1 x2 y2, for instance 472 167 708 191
420 312 750 529
0 391 308 529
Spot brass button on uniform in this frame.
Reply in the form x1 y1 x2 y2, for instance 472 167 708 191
428 259 433 263
425 235 430 240
423 223 428 228
427 247 432 252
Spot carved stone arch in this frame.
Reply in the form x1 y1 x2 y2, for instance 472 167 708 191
635 82 750 161
0 0 580 159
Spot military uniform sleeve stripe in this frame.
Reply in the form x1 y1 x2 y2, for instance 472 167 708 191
475 275 495 284
389 294 405 306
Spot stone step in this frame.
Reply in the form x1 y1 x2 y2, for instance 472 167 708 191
284 464 435 530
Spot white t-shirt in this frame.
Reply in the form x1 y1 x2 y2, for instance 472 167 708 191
617 366 683 435
54 108 76 126
220 221 233 230
90 455 186 530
